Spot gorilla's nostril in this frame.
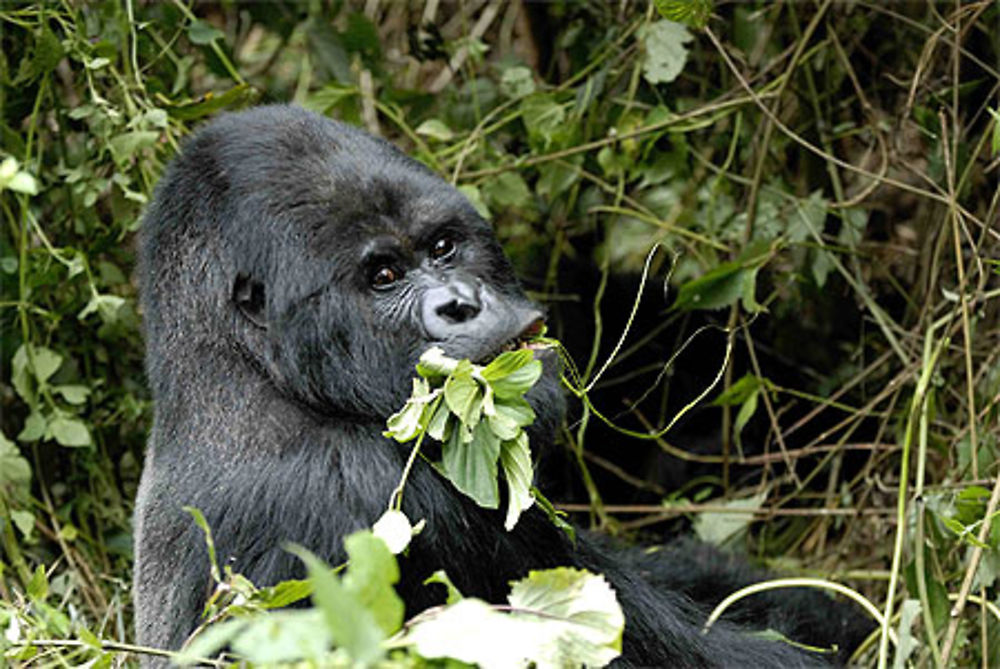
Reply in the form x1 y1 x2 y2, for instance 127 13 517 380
436 299 480 323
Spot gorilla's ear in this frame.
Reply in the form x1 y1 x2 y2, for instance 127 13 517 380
233 273 267 329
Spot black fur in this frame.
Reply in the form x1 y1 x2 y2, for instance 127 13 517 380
134 105 866 667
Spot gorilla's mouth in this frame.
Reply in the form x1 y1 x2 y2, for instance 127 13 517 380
485 317 548 362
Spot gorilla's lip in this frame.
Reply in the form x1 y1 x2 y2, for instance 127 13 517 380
480 316 549 363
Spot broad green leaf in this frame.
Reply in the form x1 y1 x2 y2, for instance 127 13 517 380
500 433 535 530
177 619 249 666
425 401 452 441
291 545 386 665
0 157 40 195
230 610 330 663
12 509 35 538
444 367 482 425
490 360 542 399
641 20 694 85
520 95 568 151
442 420 500 508
508 568 624 667
342 532 404 636
109 131 160 160
787 190 827 244
671 243 771 313
416 346 461 378
31 346 63 385
693 492 767 546
385 379 432 442
0 432 31 493
500 66 536 99
49 417 92 447
482 171 532 211
415 119 454 142
404 598 529 668
653 0 713 29
11 344 34 402
188 19 224 45
481 349 534 381
54 385 90 405
17 411 46 442
255 579 313 609
78 294 126 323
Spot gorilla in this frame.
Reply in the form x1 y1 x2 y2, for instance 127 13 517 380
134 105 868 666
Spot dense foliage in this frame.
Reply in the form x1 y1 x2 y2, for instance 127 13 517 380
1 1 997 666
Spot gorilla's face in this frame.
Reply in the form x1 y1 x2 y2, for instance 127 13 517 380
144 107 561 428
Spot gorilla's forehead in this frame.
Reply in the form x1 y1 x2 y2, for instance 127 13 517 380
220 107 481 240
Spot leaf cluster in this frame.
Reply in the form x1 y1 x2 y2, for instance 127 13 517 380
385 347 543 530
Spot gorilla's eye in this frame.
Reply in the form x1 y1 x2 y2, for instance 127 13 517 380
371 266 401 289
430 236 456 261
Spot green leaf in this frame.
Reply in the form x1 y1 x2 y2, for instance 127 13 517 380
442 420 500 508
11 344 34 402
987 107 1000 156
31 346 63 385
291 545 387 664
0 157 40 195
415 119 454 142
520 95 569 151
416 346 461 378
403 568 624 667
425 400 452 441
49 417 92 447
184 507 221 582
12 509 35 538
54 385 91 405
671 243 771 312
488 398 535 440
490 360 542 399
342 532 404 636
231 610 330 663
712 373 763 406
109 131 160 160
732 390 759 452
0 432 31 493
693 492 767 546
481 349 534 381
17 411 46 442
641 20 694 85
444 369 483 425
188 19 225 45
508 567 624 667
164 84 257 121
653 0 713 28
177 619 250 666
255 579 313 609
500 433 535 530
385 379 432 442
78 294 126 323
424 570 464 605
499 66 536 99
482 171 533 211
458 184 491 220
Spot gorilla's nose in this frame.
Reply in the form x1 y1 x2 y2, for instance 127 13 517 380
429 281 482 325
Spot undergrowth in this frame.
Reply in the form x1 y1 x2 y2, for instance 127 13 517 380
1 1 998 666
